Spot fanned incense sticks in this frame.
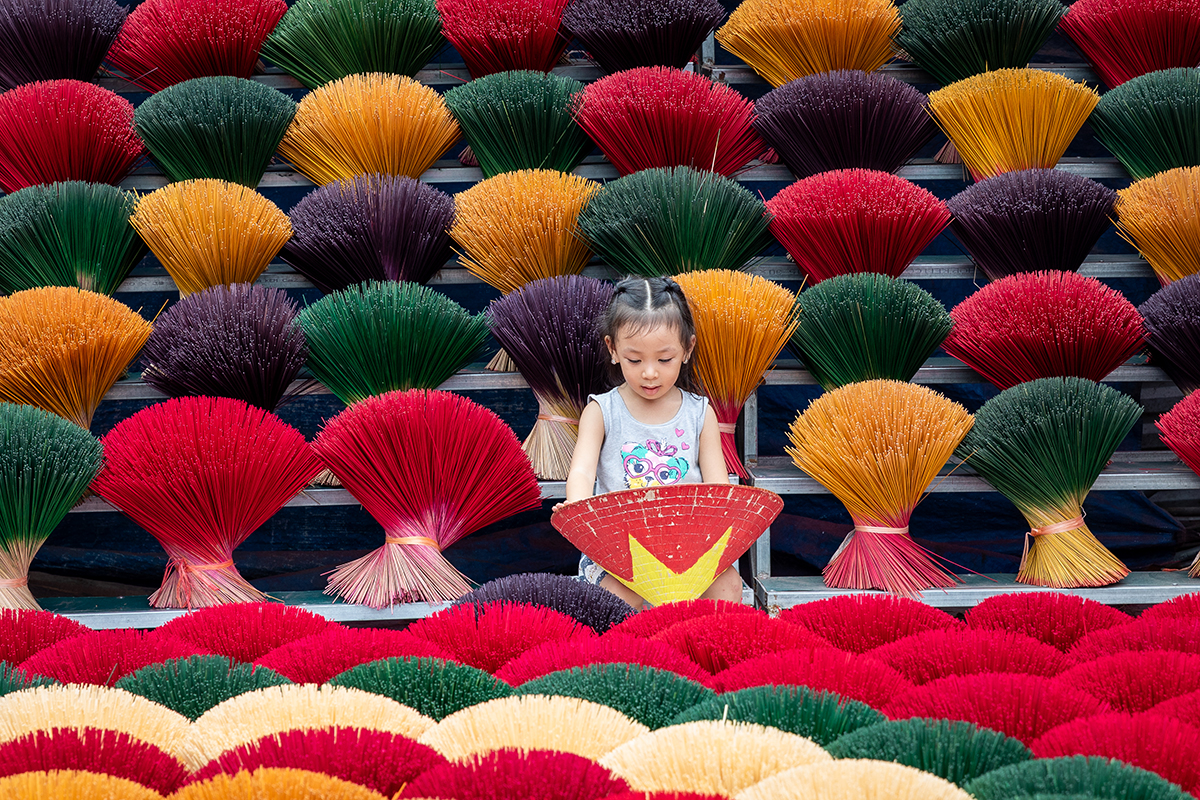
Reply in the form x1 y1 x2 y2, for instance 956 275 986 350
261 0 444 88
330 656 513 720
103 0 287 92
450 169 600 294
786 380 973 597
455 572 634 633
674 685 885 745
946 170 1117 280
0 80 143 194
92 396 320 608
129 179 292 297
1140 275 1200 393
312 390 541 606
0 728 188 794
0 403 102 610
115 655 291 720
1114 166 1200 284
1089 68 1200 180
577 166 773 277
488 275 614 480
895 0 1064 87
176 769 388 800
1157 391 1200 576
764 170 950 283
443 71 591 178
283 174 455 293
716 0 900 87
675 270 799 478
574 67 763 178
0 287 151 429
790 273 952 391
740 760 972 800
405 749 628 800
140 284 308 412
956 376 1139 588
1060 0 1200 89
927 69 1099 181
278 73 460 186
0 0 126 89
562 0 725 73
0 770 166 800
436 0 571 77
133 76 296 187
943 271 1146 390
0 181 146 295
298 281 489 405
517 664 712 728
753 71 937 179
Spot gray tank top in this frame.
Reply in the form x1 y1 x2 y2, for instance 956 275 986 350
589 386 709 494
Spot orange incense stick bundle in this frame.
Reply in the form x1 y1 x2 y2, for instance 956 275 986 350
675 270 799 479
786 380 973 597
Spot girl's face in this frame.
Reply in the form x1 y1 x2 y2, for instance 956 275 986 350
606 323 695 403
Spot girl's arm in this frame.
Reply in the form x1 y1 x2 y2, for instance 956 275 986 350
560 400 605 507
698 404 731 485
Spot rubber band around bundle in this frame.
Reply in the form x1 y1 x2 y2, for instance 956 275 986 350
385 535 441 550
0 577 28 588
718 423 737 435
537 413 580 425
1020 514 1087 570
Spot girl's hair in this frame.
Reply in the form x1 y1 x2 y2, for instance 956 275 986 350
600 276 697 390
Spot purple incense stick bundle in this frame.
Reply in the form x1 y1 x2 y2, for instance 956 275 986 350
562 0 725 74
0 0 126 90
1140 274 1200 394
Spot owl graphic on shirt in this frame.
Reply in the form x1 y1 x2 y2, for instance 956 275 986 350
621 439 690 489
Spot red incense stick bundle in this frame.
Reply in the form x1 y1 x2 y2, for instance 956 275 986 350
91 396 321 608
1157 391 1200 576
1059 0 1200 89
943 271 1146 390
436 0 571 77
312 390 542 607
765 169 950 284
574 67 764 177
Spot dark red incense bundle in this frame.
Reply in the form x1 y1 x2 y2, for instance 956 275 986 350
765 170 950 283
406 601 595 674
1140 274 1200 395
0 609 86 665
1031 712 1200 795
282 174 456 294
753 70 938 179
254 627 451 684
190 727 445 797
562 0 725 73
652 614 830 675
1070 616 1200 661
710 648 914 709
398 748 629 800
435 0 571 77
1059 0 1200 89
608 600 761 639
0 0 126 89
18 629 208 686
882 673 1109 745
91 396 322 609
1058 650 1200 713
943 271 1146 389
140 284 309 412
964 591 1131 651
0 80 142 194
494 632 711 685
1151 689 1200 726
103 0 287 92
946 169 1118 280
778 594 963 654
1142 593 1200 624
870 628 1070 685
0 728 188 794
313 391 542 608
455 573 634 634
573 67 764 177
153 603 335 663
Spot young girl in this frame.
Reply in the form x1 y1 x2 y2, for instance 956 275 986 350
560 276 742 609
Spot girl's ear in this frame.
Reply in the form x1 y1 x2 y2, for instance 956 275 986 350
684 334 697 362
605 335 618 364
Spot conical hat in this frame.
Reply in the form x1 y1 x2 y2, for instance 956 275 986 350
551 484 782 605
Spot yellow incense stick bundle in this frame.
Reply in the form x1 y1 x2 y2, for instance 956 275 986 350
450 169 601 295
0 770 165 800
174 769 386 800
675 269 799 479
739 759 972 800
716 0 900 87
786 380 973 597
0 287 152 428
130 179 292 297
1115 166 1200 284
278 73 460 185
927 69 1099 181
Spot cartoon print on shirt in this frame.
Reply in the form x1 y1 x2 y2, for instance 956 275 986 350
621 439 690 488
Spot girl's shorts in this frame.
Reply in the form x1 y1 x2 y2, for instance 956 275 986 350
578 554 607 585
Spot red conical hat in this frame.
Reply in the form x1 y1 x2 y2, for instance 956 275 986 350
551 485 782 606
